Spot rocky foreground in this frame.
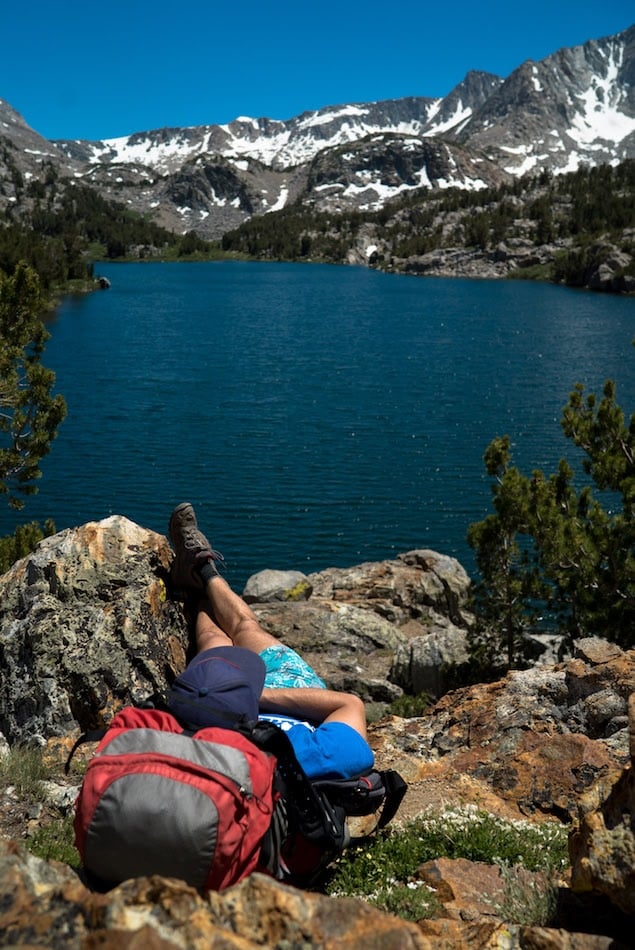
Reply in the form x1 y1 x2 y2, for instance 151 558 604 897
0 515 633 947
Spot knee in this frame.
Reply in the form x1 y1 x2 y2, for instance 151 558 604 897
197 629 233 652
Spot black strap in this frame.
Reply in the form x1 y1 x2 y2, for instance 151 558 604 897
64 728 107 774
242 719 348 848
313 767 407 827
243 719 350 886
374 769 408 830
312 767 407 843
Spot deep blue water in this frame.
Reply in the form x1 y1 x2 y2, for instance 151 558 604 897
4 261 634 590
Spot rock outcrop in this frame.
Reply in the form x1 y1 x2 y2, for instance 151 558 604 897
0 520 473 746
0 850 428 949
249 549 472 702
0 516 189 744
370 636 633 826
0 516 634 947
584 241 635 294
569 693 635 917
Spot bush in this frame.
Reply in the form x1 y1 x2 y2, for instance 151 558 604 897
388 692 431 718
325 805 568 923
26 815 80 868
0 518 55 574
468 370 635 663
0 745 50 799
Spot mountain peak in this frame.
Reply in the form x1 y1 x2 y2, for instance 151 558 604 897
0 26 633 238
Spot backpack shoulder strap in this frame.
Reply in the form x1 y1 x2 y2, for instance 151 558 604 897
64 705 186 774
313 767 407 827
376 769 408 829
242 719 348 845
242 719 350 885
64 729 107 774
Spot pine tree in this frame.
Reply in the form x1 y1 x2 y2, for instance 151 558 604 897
467 436 545 670
560 378 635 643
0 262 67 510
468 365 635 664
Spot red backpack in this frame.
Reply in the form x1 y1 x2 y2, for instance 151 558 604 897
68 706 407 892
70 707 276 892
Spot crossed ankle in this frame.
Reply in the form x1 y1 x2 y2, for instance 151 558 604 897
198 560 219 583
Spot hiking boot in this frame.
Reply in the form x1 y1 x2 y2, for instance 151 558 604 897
168 502 224 589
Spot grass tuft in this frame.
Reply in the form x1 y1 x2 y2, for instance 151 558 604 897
0 745 50 800
494 863 558 926
26 815 80 868
388 692 431 718
325 805 568 923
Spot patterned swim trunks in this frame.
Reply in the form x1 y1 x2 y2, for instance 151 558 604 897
259 644 326 690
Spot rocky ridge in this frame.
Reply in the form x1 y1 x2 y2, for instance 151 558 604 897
0 25 633 240
0 515 634 947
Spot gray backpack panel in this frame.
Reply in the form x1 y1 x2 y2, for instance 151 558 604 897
84 772 218 888
99 728 254 792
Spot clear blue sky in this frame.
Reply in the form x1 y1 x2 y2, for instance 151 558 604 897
2 1 632 142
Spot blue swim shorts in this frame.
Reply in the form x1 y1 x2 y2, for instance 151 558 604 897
259 644 326 690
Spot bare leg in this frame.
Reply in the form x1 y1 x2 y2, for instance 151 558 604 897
168 504 368 738
200 575 279 653
194 601 234 653
169 503 281 654
197 579 367 739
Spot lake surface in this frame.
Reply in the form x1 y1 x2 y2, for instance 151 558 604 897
5 261 634 590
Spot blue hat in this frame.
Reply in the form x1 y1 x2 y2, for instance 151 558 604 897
168 646 266 730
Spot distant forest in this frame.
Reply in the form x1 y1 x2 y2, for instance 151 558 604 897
220 160 635 288
0 165 210 292
1 157 634 293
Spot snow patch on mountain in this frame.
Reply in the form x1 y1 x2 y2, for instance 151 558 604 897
297 105 370 129
266 186 289 213
50 23 633 189
2 24 633 240
425 100 473 137
567 44 635 146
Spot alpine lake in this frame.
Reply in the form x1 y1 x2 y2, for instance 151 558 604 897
9 260 635 591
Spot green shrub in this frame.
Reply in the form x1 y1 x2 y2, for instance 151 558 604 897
26 815 80 868
325 806 568 923
0 519 55 574
371 882 440 922
388 692 431 718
